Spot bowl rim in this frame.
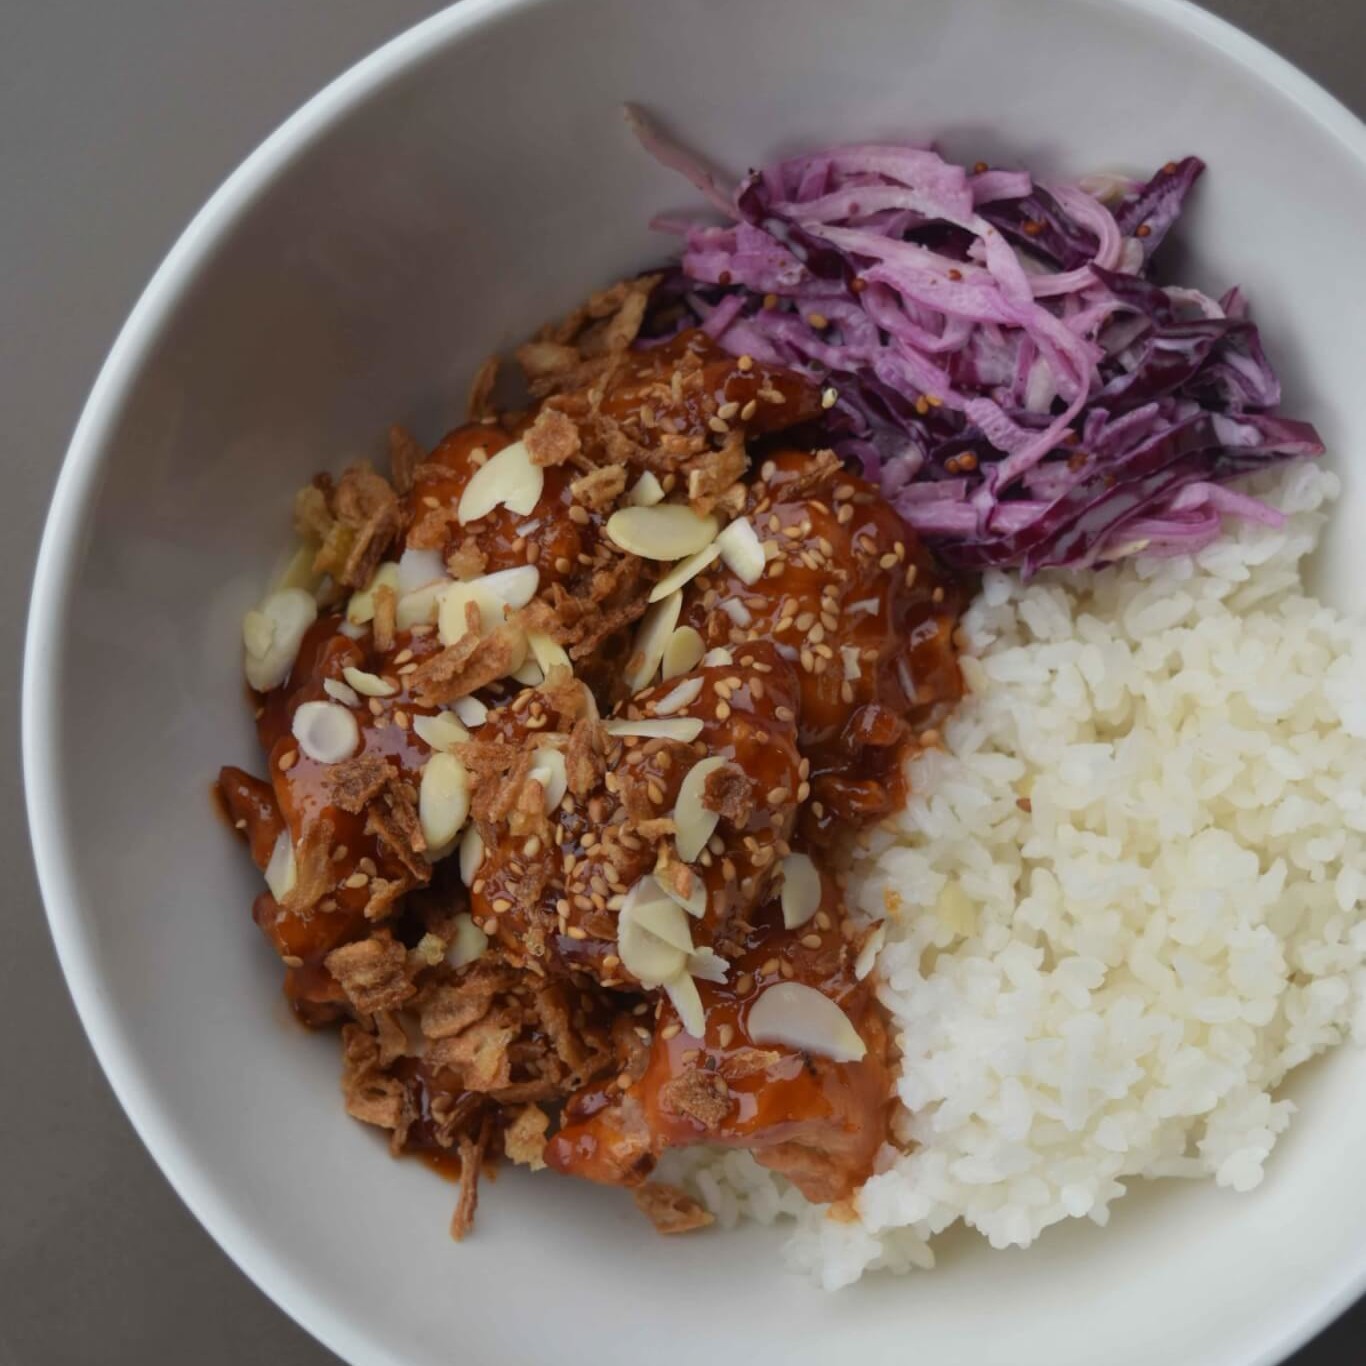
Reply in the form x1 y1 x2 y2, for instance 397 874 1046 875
22 0 1366 1362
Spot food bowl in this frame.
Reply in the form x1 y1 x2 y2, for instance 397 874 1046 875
23 0 1366 1362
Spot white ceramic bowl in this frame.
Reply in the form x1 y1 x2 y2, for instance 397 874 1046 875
24 1 1366 1362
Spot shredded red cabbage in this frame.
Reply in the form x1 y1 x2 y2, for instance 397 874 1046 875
628 107 1323 573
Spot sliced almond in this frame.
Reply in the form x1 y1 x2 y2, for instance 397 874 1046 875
396 579 447 630
346 563 401 626
438 580 505 647
412 710 471 752
528 631 572 675
854 923 887 981
627 471 666 507
622 881 695 954
457 439 543 523
625 590 682 692
674 756 728 863
291 700 360 764
665 972 706 1038
607 505 719 561
397 546 447 594
419 752 471 852
716 518 766 584
618 915 687 988
841 645 862 681
459 825 485 886
653 676 703 717
322 677 361 707
445 912 489 968
605 717 705 743
476 564 540 609
662 626 705 680
687 947 729 984
701 647 734 667
263 829 297 903
746 982 867 1063
648 542 721 603
343 665 398 698
721 598 752 628
654 868 706 919
529 746 568 812
779 852 822 929
244 588 317 692
452 695 488 728
512 657 545 687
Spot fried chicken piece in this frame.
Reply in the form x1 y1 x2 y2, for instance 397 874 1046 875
464 641 804 987
680 448 963 841
546 872 891 1205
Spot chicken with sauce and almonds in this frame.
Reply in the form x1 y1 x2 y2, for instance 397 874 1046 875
218 274 961 1239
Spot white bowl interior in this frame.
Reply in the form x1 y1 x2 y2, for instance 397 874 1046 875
26 1 1366 1363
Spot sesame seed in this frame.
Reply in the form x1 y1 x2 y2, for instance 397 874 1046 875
740 399 758 421
567 926 589 940
717 1023 735 1049
661 1021 682 1040
277 750 298 772
737 354 754 372
717 400 740 421
491 897 512 913
767 786 790 804
801 933 822 950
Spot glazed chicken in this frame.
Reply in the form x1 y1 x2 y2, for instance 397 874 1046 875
219 276 961 1235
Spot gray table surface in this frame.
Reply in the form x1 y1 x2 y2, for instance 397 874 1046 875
3 2 1362 1363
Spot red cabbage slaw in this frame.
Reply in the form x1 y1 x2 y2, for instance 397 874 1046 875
628 108 1323 575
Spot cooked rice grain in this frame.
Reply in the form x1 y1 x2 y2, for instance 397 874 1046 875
660 462 1366 1287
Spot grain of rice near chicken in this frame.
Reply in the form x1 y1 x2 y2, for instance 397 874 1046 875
658 461 1366 1287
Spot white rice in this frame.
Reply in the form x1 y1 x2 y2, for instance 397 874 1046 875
660 461 1366 1287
